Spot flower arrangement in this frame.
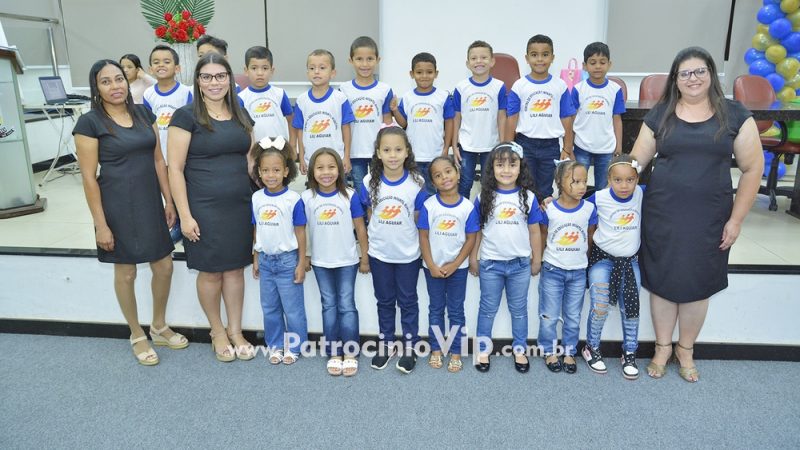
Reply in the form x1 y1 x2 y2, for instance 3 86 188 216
141 0 214 43
154 10 205 43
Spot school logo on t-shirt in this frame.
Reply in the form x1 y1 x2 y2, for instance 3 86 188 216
433 215 459 237
314 203 342 226
494 201 522 225
524 91 554 118
250 100 276 117
587 99 604 110
611 209 639 231
351 97 379 122
412 104 435 122
319 208 337 220
305 111 337 138
549 223 586 251
437 219 456 230
582 95 607 116
377 205 402 220
258 208 280 226
156 112 172 127
556 231 580 245
498 207 516 219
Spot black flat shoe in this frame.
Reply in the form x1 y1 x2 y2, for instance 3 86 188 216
545 355 563 373
475 355 491 373
563 356 577 374
513 354 530 373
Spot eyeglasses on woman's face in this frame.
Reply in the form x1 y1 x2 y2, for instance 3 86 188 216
198 72 230 83
677 67 709 81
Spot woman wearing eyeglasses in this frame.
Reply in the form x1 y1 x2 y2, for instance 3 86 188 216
168 53 257 362
630 47 763 382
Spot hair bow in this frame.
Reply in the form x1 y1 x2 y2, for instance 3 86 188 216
496 141 524 158
631 159 642 174
552 158 572 166
380 121 401 130
259 136 286 150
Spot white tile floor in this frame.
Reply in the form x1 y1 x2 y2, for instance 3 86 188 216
1 165 799 265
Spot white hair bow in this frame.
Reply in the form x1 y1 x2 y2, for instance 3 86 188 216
631 160 642 174
259 136 286 150
496 141 524 158
552 158 572 166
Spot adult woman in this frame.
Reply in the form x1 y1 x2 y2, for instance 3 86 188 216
119 54 155 104
168 53 256 362
631 47 763 382
73 60 186 366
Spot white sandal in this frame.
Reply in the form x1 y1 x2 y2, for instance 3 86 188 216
269 349 284 365
130 335 158 366
149 325 189 349
283 351 299 365
327 357 343 376
342 357 359 377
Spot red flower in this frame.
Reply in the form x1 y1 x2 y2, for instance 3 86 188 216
176 29 189 42
197 24 205 34
179 20 189 30
155 26 167 38
181 10 191 20
168 20 176 27
192 29 200 39
164 12 173 22
187 18 196 27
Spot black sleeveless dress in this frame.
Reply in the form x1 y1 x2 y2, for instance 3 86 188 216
640 99 751 303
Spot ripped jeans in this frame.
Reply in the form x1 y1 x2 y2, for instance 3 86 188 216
585 257 641 353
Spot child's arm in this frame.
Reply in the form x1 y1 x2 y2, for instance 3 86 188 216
296 128 308 174
152 126 176 228
452 112 462 164
497 109 507 142
538 224 547 270
441 232 477 278
419 229 444 278
613 114 623 156
391 97 408 128
468 231 482 277
505 114 518 142
252 229 259 279
442 118 454 157
285 114 294 155
294 225 307 284
354 217 370 273
587 224 597 260
530 223 543 276
560 115 575 160
342 123 352 174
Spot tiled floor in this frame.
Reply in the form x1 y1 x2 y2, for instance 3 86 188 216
1 165 799 265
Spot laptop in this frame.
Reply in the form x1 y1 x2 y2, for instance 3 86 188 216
38 76 85 105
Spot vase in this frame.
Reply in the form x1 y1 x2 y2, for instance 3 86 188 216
171 43 196 86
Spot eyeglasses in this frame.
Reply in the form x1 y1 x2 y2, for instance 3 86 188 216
677 67 709 81
198 72 230 83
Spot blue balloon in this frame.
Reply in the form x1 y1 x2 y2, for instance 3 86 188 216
758 4 784 24
770 18 793 39
745 48 766 64
790 51 800 60
750 59 776 76
764 0 781 4
783 33 800 53
796 88 800 96
767 72 786 91
778 162 787 179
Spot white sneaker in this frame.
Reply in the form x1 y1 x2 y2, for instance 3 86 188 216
581 345 607 374
621 351 639 380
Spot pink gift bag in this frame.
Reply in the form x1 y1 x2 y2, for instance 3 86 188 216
560 58 583 92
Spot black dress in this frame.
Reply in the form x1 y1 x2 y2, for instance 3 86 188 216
169 105 254 272
72 106 173 264
640 99 751 303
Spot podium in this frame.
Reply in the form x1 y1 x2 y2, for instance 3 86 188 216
0 47 45 218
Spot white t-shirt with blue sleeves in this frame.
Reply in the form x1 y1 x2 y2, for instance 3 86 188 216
398 88 456 162
360 170 427 263
477 188 543 260
541 199 598 270
339 80 393 159
142 82 193 161
302 188 364 268
238 85 293 141
418 194 480 269
571 79 626 154
252 187 307 255
453 77 507 152
587 186 644 258
292 87 355 166
507 75 576 139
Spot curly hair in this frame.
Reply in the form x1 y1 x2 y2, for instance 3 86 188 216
553 160 585 197
367 126 424 208
478 142 536 228
427 155 460 193
306 147 349 199
250 138 298 187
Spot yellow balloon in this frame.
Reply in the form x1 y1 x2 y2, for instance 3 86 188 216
777 57 800 78
781 0 800 14
778 86 797 102
787 72 800 89
757 23 771 35
789 10 800 28
752 33 778 51
766 45 788 63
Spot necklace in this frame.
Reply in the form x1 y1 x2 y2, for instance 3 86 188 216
204 101 227 119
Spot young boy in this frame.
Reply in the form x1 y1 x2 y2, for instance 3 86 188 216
506 34 576 198
391 52 455 194
452 40 507 199
339 36 393 194
292 49 355 175
571 42 625 190
196 35 241 92
237 46 293 142
142 44 193 162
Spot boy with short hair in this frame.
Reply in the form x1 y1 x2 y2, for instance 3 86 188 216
237 46 293 141
196 34 230 58
292 49 355 175
391 52 455 194
571 42 625 190
143 44 193 162
339 36 393 194
452 40 507 198
506 34 576 198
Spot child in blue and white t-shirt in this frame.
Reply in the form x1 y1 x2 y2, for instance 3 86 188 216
238 46 293 142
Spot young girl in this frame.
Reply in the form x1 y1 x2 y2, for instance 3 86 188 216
538 160 597 374
582 154 644 380
302 147 370 377
360 126 427 374
469 142 543 374
251 136 309 365
119 53 155 104
418 156 480 373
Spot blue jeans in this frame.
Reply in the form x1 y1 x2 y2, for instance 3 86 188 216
585 257 641 353
424 267 468 354
458 147 489 199
537 261 586 356
258 250 308 354
312 264 360 357
476 257 531 354
350 158 371 195
369 256 421 347
573 145 612 190
515 134 560 198
416 161 435 195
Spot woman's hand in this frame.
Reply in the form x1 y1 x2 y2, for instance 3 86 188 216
181 216 201 242
720 219 741 251
468 257 479 277
299 160 308 175
95 225 115 251
164 203 177 228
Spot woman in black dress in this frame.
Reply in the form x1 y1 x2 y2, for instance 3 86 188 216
631 47 763 382
168 54 256 362
74 60 187 366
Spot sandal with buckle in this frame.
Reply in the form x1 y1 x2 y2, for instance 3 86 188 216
149 325 189 350
327 357 344 376
447 356 463 373
269 349 284 365
675 343 699 383
342 357 359 377
428 352 444 369
283 351 299 365
647 342 672 379
209 329 235 363
226 330 255 361
130 335 159 366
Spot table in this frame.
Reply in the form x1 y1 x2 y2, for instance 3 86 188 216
24 102 89 186
621 100 800 218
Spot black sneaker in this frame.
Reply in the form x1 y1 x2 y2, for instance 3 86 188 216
396 352 417 374
370 344 397 370
582 344 608 374
621 351 639 380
